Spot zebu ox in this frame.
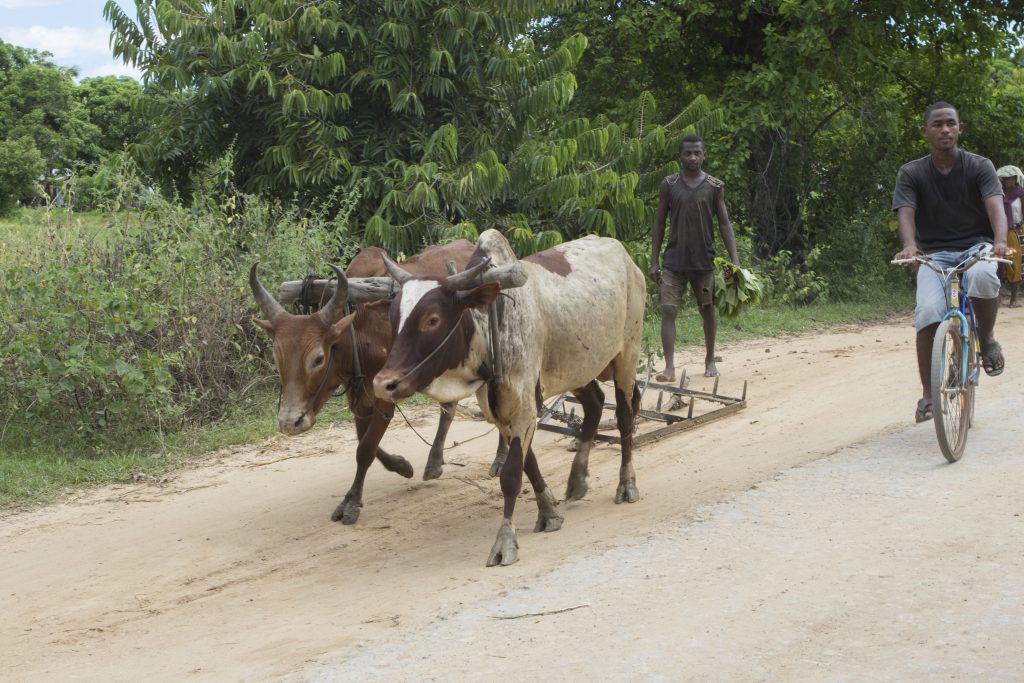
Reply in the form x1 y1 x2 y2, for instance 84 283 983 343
249 241 509 525
373 230 645 566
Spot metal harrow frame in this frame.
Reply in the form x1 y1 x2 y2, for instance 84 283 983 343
536 370 747 447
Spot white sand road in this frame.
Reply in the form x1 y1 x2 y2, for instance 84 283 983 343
2 308 1023 681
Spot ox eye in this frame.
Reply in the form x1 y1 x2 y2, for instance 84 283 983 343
311 353 325 368
427 315 440 328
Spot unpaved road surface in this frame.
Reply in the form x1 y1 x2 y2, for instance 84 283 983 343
3 308 1023 681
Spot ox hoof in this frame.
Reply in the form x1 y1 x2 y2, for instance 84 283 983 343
422 461 444 481
614 480 640 504
487 454 506 478
331 496 362 525
534 489 564 532
390 458 415 479
564 475 589 502
486 522 519 567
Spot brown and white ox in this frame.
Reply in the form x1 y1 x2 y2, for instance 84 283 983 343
249 241 508 525
373 230 645 566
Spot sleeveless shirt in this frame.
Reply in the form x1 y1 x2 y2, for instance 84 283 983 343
660 172 724 271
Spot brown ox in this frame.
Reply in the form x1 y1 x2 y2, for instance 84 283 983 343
373 230 645 566
250 241 507 525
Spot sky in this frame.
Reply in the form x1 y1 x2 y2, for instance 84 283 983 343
0 0 141 80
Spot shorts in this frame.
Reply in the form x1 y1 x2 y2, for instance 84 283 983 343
914 244 1000 331
660 269 714 308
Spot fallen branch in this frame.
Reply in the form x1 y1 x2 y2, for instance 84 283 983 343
489 604 590 620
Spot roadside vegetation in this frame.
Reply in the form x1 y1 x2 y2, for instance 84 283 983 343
1 0 1019 508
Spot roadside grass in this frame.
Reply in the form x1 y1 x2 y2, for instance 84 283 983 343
0 207 114 261
0 384 439 510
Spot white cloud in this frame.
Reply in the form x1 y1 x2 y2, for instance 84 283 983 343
0 0 61 8
81 59 141 81
0 25 111 60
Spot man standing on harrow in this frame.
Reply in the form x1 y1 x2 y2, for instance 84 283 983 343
650 134 740 380
892 101 1013 423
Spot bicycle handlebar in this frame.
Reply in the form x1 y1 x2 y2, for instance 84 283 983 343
891 251 1012 273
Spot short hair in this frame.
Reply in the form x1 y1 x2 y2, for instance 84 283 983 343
923 101 959 125
678 134 705 153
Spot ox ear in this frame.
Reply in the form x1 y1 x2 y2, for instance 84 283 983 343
455 282 501 310
326 310 357 344
253 317 275 336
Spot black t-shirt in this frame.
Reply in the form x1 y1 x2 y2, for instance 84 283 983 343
660 172 723 271
891 150 1002 253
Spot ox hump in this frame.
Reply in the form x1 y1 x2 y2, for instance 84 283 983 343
398 279 442 334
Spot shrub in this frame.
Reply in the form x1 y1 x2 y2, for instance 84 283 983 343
0 157 358 444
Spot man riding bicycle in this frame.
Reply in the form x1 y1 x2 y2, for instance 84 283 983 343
892 101 1013 423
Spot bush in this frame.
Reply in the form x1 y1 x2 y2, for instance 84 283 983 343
0 137 44 215
0 157 359 444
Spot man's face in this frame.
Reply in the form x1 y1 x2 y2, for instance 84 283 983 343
1001 176 1017 193
679 142 705 171
921 108 963 152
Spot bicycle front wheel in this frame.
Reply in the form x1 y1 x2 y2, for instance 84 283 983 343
931 319 970 462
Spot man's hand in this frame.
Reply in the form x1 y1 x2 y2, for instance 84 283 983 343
991 240 1016 259
894 244 921 261
649 265 660 282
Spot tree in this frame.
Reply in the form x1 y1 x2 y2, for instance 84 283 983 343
0 136 45 214
534 1 1024 276
106 0 722 254
75 76 145 156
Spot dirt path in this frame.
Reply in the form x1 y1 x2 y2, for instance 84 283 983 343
3 307 1023 681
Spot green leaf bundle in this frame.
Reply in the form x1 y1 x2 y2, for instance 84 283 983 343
713 256 764 320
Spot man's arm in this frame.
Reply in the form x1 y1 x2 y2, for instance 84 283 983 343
983 193 1012 258
894 206 919 260
715 186 740 265
650 182 669 280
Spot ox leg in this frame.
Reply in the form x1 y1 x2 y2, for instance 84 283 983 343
332 402 399 525
525 446 563 533
423 402 456 480
488 435 509 478
613 381 640 504
487 427 531 567
565 380 605 501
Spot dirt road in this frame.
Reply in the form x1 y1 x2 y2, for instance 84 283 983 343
3 308 1023 681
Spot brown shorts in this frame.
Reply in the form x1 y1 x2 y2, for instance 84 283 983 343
660 269 714 308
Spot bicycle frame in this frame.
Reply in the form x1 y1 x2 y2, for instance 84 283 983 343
940 269 978 388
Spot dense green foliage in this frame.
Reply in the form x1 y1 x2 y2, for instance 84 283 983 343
105 0 722 253
0 157 355 444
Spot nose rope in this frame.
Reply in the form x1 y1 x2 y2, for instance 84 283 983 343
385 310 467 390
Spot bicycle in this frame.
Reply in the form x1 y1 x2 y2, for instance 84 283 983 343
892 248 1011 462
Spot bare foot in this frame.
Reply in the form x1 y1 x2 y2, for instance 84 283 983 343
655 367 675 383
704 360 719 377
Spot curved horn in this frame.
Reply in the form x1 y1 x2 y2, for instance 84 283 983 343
249 263 287 322
381 252 414 284
318 264 349 326
446 257 492 290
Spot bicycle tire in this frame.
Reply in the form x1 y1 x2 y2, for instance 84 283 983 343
931 319 970 462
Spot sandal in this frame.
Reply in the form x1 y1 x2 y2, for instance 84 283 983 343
981 340 1005 377
915 398 933 423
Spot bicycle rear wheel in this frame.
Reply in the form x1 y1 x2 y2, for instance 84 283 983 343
931 319 970 462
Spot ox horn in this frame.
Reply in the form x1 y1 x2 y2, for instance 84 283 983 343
318 264 349 326
446 257 493 290
249 263 287 322
380 252 414 284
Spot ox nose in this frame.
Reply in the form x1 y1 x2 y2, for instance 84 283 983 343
278 410 313 436
372 374 398 401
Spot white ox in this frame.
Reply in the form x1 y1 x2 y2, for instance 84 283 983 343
372 229 645 566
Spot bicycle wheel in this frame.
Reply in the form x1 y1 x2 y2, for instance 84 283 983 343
931 319 970 462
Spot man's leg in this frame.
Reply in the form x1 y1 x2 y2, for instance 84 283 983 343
913 263 948 421
656 270 684 382
659 304 678 381
690 270 719 377
967 257 1004 375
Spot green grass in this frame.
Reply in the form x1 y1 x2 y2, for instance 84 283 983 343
0 207 118 264
640 289 915 361
0 383 438 511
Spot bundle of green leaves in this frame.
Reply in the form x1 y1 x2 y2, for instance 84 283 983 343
713 256 764 320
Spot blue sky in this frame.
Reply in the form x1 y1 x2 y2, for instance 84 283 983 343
0 0 141 79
